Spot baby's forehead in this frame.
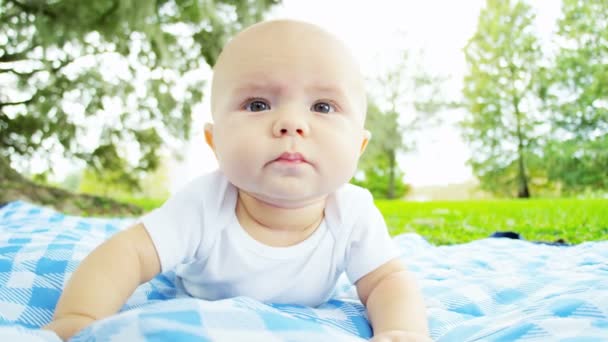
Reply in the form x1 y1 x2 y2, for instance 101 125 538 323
223 19 341 53
211 20 366 111
214 20 361 76
222 72 352 94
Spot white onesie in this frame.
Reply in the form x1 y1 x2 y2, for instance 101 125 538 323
141 170 399 307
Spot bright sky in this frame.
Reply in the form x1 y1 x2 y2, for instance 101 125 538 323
173 0 561 190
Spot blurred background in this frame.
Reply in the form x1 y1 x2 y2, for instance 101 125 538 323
1 0 606 244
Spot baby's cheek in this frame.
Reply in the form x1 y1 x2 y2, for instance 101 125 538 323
322 138 359 175
215 127 254 157
221 144 257 169
220 137 265 176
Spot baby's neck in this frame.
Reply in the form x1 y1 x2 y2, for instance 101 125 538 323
235 190 326 247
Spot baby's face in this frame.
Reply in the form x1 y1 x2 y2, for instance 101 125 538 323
207 20 369 207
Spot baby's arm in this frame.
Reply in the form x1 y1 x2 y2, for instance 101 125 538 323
42 223 161 340
356 259 431 341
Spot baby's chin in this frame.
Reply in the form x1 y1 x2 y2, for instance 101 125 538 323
241 182 332 208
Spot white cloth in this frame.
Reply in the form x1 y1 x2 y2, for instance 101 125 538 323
140 170 398 307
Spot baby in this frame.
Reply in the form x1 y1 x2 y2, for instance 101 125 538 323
44 20 430 341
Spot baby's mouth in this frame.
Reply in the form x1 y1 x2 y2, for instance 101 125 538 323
274 152 307 164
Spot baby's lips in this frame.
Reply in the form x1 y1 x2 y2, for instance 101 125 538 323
277 152 306 162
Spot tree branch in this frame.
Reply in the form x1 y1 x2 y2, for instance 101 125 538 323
0 50 31 63
49 57 75 73
0 54 79 109
0 66 44 77
0 95 38 109
0 53 73 77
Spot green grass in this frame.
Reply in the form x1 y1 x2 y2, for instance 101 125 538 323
118 197 166 212
376 199 608 245
121 196 608 245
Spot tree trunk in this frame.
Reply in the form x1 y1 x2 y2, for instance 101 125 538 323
0 156 142 216
516 143 530 198
387 150 396 199
513 100 531 198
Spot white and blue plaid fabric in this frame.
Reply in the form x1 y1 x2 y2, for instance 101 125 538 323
0 201 607 341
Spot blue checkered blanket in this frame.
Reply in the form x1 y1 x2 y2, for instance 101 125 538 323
0 201 607 341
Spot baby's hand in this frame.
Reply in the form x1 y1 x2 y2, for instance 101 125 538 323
42 314 95 341
370 330 433 342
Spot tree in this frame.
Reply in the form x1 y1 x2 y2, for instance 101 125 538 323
462 0 545 198
0 0 279 204
354 50 446 199
542 0 608 194
353 101 410 199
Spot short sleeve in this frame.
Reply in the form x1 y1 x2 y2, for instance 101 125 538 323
140 177 206 273
345 191 400 284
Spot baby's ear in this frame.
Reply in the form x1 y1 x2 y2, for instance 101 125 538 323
359 129 371 155
204 123 216 153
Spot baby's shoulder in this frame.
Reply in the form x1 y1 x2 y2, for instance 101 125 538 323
325 183 376 232
332 183 375 209
167 170 235 216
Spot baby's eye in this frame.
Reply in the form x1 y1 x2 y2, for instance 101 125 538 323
311 101 336 114
244 99 270 112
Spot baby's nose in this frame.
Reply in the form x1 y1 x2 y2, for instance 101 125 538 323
272 116 310 137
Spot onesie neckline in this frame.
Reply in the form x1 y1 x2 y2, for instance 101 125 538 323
225 183 329 260
230 215 328 260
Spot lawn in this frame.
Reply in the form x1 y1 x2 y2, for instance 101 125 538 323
376 198 608 245
119 197 166 212
122 197 608 246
